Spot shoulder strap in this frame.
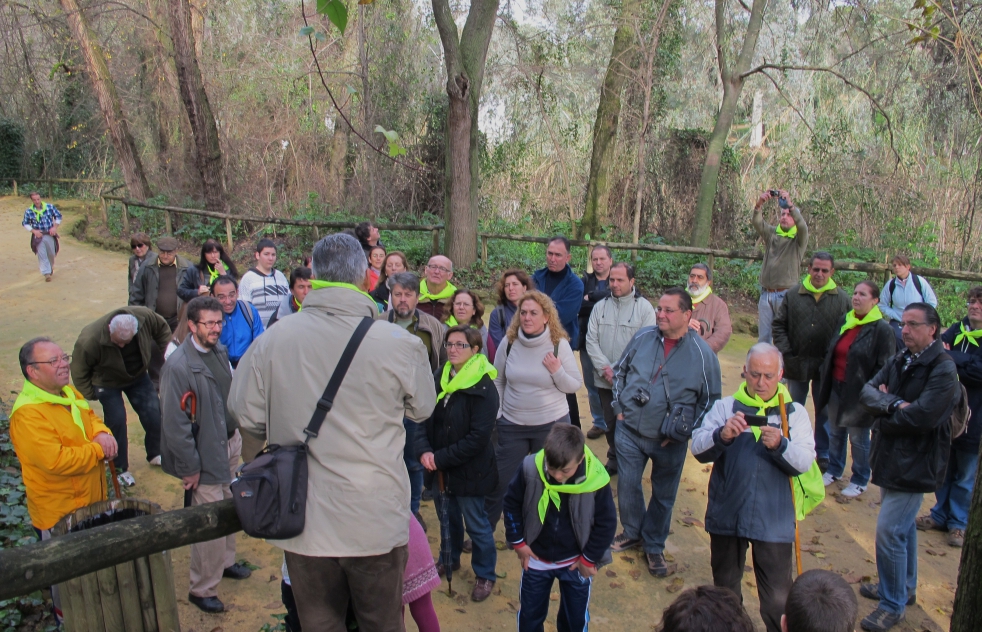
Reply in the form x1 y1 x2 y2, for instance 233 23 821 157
555 342 560 356
911 274 924 299
303 317 374 443
237 300 254 328
888 278 896 307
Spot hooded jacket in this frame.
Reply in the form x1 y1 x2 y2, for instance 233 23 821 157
815 317 895 428
860 340 958 493
228 285 437 557
585 290 657 390
941 318 982 453
772 283 850 382
532 265 585 349
128 253 193 312
612 328 721 441
415 372 499 497
159 338 235 485
70 307 173 398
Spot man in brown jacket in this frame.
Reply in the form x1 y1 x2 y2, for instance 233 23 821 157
753 189 809 343
229 233 436 631
687 263 732 353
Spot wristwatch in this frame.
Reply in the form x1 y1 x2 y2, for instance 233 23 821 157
887 399 904 414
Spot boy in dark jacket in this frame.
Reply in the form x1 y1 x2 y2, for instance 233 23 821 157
503 424 616 632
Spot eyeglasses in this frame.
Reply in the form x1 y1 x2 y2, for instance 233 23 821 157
968 300 982 307
29 354 71 366
132 243 148 250
453 302 473 309
443 342 471 350
899 321 927 329
214 292 237 301
426 264 451 274
655 307 682 314
194 320 224 329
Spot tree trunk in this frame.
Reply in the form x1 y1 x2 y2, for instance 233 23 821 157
689 0 767 247
324 11 359 208
59 0 152 200
167 0 227 216
951 452 982 631
581 0 639 240
433 0 499 266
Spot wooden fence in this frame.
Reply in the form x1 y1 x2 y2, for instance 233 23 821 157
1 177 119 199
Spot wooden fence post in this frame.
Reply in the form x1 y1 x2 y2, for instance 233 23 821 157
99 195 108 225
164 211 172 236
121 203 129 234
481 235 488 267
47 181 53 199
12 180 16 197
431 228 440 257
225 217 234 251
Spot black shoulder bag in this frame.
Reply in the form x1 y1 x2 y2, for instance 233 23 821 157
231 316 374 539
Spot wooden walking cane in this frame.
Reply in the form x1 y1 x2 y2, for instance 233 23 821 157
778 393 804 576
105 459 122 499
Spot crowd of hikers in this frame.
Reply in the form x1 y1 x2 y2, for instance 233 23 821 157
9 189 978 632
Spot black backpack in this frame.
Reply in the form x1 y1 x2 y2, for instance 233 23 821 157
887 274 924 307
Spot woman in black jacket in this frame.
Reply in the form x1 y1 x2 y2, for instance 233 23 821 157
177 239 239 302
415 325 499 603
816 280 895 498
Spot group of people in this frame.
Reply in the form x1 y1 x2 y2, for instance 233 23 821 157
8 193 978 632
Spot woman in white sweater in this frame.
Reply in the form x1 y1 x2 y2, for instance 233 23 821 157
485 290 583 532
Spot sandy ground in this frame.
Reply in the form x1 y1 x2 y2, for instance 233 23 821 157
0 195 960 631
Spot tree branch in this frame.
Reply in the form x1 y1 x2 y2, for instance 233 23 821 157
300 0 425 172
758 69 814 136
741 63 901 167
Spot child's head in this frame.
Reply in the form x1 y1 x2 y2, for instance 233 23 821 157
657 585 755 632
543 424 585 483
782 570 857 632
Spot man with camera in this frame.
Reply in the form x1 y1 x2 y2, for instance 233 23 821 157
753 189 809 343
691 343 815 632
608 288 721 577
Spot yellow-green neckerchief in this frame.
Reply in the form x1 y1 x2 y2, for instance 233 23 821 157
207 264 220 285
732 381 792 441
30 204 46 224
420 279 457 302
954 321 982 347
11 380 92 439
445 315 479 329
437 353 497 402
802 275 837 294
775 225 798 239
840 306 883 335
310 280 376 304
688 285 713 305
534 447 610 523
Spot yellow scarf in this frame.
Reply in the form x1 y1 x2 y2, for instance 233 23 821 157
11 380 92 439
310 279 376 302
688 285 713 305
534 447 610 523
802 275 836 294
954 322 982 348
207 264 221 285
437 353 497 402
840 306 883 334
776 225 797 239
732 381 792 416
420 280 456 302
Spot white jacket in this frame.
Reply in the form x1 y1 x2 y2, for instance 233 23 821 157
585 292 657 389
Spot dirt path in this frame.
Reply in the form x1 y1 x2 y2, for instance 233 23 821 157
0 196 957 631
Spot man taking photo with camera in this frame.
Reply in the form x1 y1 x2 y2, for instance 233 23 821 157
753 189 809 343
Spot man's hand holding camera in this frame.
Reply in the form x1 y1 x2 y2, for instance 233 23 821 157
720 411 782 449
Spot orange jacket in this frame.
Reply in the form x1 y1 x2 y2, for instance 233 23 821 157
9 385 112 530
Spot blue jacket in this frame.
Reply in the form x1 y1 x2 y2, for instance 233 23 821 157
942 319 982 454
532 265 585 349
220 300 264 363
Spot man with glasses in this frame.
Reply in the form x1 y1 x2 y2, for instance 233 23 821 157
609 288 721 578
71 308 171 486
858 303 959 631
160 296 251 613
916 288 982 549
210 275 264 370
385 271 446 528
418 255 457 321
22 191 62 281
772 252 849 473
752 189 809 343
129 236 194 332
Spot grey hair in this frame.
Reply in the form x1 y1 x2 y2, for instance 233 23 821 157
691 263 712 282
311 233 368 285
109 314 139 339
389 272 420 294
746 342 784 369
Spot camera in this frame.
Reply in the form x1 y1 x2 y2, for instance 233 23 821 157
769 189 790 209
633 388 650 406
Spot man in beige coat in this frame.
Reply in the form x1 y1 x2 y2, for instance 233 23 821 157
687 263 732 354
228 233 437 631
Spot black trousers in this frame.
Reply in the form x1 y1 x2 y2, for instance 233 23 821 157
710 534 793 632
566 392 581 428
597 388 617 464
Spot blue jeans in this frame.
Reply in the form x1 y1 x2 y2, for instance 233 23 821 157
615 424 688 554
875 489 923 615
827 426 871 486
580 351 605 431
786 378 830 462
94 372 161 472
433 493 497 581
930 448 980 531
757 289 788 343
518 566 592 632
403 418 423 514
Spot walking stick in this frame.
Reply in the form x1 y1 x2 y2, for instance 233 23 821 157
106 459 122 499
181 391 199 508
778 393 804 577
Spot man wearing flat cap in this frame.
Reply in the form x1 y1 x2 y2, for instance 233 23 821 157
130 236 194 332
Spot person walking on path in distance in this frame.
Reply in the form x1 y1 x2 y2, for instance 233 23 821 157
159 296 251 613
752 189 809 343
579 245 613 440
239 238 291 327
687 263 732 353
880 254 938 350
22 191 62 282
229 232 436 632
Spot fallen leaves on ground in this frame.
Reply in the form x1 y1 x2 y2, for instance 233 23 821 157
666 577 685 594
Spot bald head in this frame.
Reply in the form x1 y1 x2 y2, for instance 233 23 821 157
424 255 454 292
744 343 784 400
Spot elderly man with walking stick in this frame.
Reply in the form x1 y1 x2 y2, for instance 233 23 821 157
691 343 816 632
